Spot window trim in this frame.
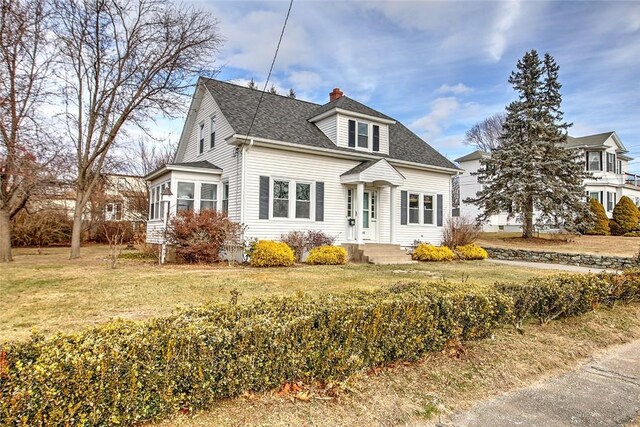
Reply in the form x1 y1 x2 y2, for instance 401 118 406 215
357 122 369 148
408 192 420 224
606 152 616 173
269 177 315 221
587 151 602 171
405 191 437 226
272 179 290 219
149 180 170 221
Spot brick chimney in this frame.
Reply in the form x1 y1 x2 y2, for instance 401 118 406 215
329 88 343 102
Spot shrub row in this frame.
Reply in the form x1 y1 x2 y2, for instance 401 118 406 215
0 282 511 426
496 270 640 329
412 243 487 261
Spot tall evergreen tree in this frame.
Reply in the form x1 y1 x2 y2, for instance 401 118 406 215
466 50 591 238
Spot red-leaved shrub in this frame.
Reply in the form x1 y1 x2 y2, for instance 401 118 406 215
166 210 242 263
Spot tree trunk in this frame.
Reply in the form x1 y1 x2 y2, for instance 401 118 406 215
69 191 85 259
0 209 13 262
522 194 534 238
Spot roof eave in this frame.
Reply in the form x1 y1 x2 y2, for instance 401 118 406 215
227 134 460 175
144 164 223 181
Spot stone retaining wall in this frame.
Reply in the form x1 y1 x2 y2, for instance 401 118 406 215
485 247 638 270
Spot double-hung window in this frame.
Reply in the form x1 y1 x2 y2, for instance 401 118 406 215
200 183 217 211
587 151 601 171
222 182 229 213
423 195 434 224
357 122 368 148
589 191 600 203
408 193 420 224
198 123 205 155
210 116 216 149
295 183 311 219
273 180 289 218
607 153 616 172
177 182 195 212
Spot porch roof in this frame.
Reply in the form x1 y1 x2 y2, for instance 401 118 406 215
144 160 222 181
340 159 405 186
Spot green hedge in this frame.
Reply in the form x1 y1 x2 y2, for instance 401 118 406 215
0 282 510 426
2 271 640 426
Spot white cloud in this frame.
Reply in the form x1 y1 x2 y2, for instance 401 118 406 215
487 0 522 61
436 83 472 95
411 97 461 141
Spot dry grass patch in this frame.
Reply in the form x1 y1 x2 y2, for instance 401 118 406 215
152 303 640 427
1 245 560 342
478 233 640 257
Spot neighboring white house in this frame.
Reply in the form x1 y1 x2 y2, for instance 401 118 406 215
145 78 460 252
457 131 640 232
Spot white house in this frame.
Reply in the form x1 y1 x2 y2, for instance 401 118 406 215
145 78 460 261
457 131 640 232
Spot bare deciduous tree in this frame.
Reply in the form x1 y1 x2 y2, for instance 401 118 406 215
0 0 57 262
463 112 506 152
52 0 222 259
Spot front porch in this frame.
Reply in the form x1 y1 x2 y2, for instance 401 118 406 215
340 159 405 245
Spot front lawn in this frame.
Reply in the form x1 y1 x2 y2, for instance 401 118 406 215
1 244 560 342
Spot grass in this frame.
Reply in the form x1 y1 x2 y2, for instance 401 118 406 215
0 244 563 342
152 303 640 427
478 232 640 257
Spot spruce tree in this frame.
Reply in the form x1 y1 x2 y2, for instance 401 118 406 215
247 78 258 90
466 50 591 238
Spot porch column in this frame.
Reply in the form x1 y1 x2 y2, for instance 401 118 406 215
389 186 397 244
356 181 365 244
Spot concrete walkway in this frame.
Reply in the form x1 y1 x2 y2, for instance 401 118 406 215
487 258 611 273
444 340 640 426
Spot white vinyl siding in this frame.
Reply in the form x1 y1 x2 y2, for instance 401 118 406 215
243 145 451 247
176 87 240 221
315 115 337 144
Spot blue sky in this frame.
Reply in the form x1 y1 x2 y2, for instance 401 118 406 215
162 0 640 171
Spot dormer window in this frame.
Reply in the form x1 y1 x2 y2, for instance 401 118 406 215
357 122 368 148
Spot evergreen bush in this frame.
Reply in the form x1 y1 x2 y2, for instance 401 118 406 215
249 240 295 267
613 196 639 234
412 244 455 261
455 244 488 260
584 198 610 235
306 245 347 265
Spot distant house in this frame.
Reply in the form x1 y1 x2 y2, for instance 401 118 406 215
145 78 460 259
457 131 640 231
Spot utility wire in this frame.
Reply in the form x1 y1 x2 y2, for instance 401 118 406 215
244 0 294 143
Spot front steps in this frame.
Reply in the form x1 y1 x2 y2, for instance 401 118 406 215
342 243 416 265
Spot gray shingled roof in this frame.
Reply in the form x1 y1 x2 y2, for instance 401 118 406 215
309 96 394 121
341 160 380 176
203 78 459 171
171 160 222 170
565 132 615 148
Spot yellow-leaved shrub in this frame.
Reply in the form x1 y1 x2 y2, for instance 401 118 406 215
412 243 455 261
455 243 488 260
306 245 347 265
249 240 295 267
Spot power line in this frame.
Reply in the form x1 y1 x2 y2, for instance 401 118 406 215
244 0 294 143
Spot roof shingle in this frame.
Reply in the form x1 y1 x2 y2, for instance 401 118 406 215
203 78 458 171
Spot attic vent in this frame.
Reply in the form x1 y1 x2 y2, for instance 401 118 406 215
329 88 343 102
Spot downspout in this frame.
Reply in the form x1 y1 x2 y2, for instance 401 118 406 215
240 138 254 225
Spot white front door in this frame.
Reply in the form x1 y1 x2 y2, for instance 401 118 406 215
362 190 377 241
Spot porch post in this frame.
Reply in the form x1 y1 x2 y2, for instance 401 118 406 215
356 181 365 244
389 185 397 244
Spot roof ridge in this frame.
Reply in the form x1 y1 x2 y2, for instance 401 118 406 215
202 77 322 107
